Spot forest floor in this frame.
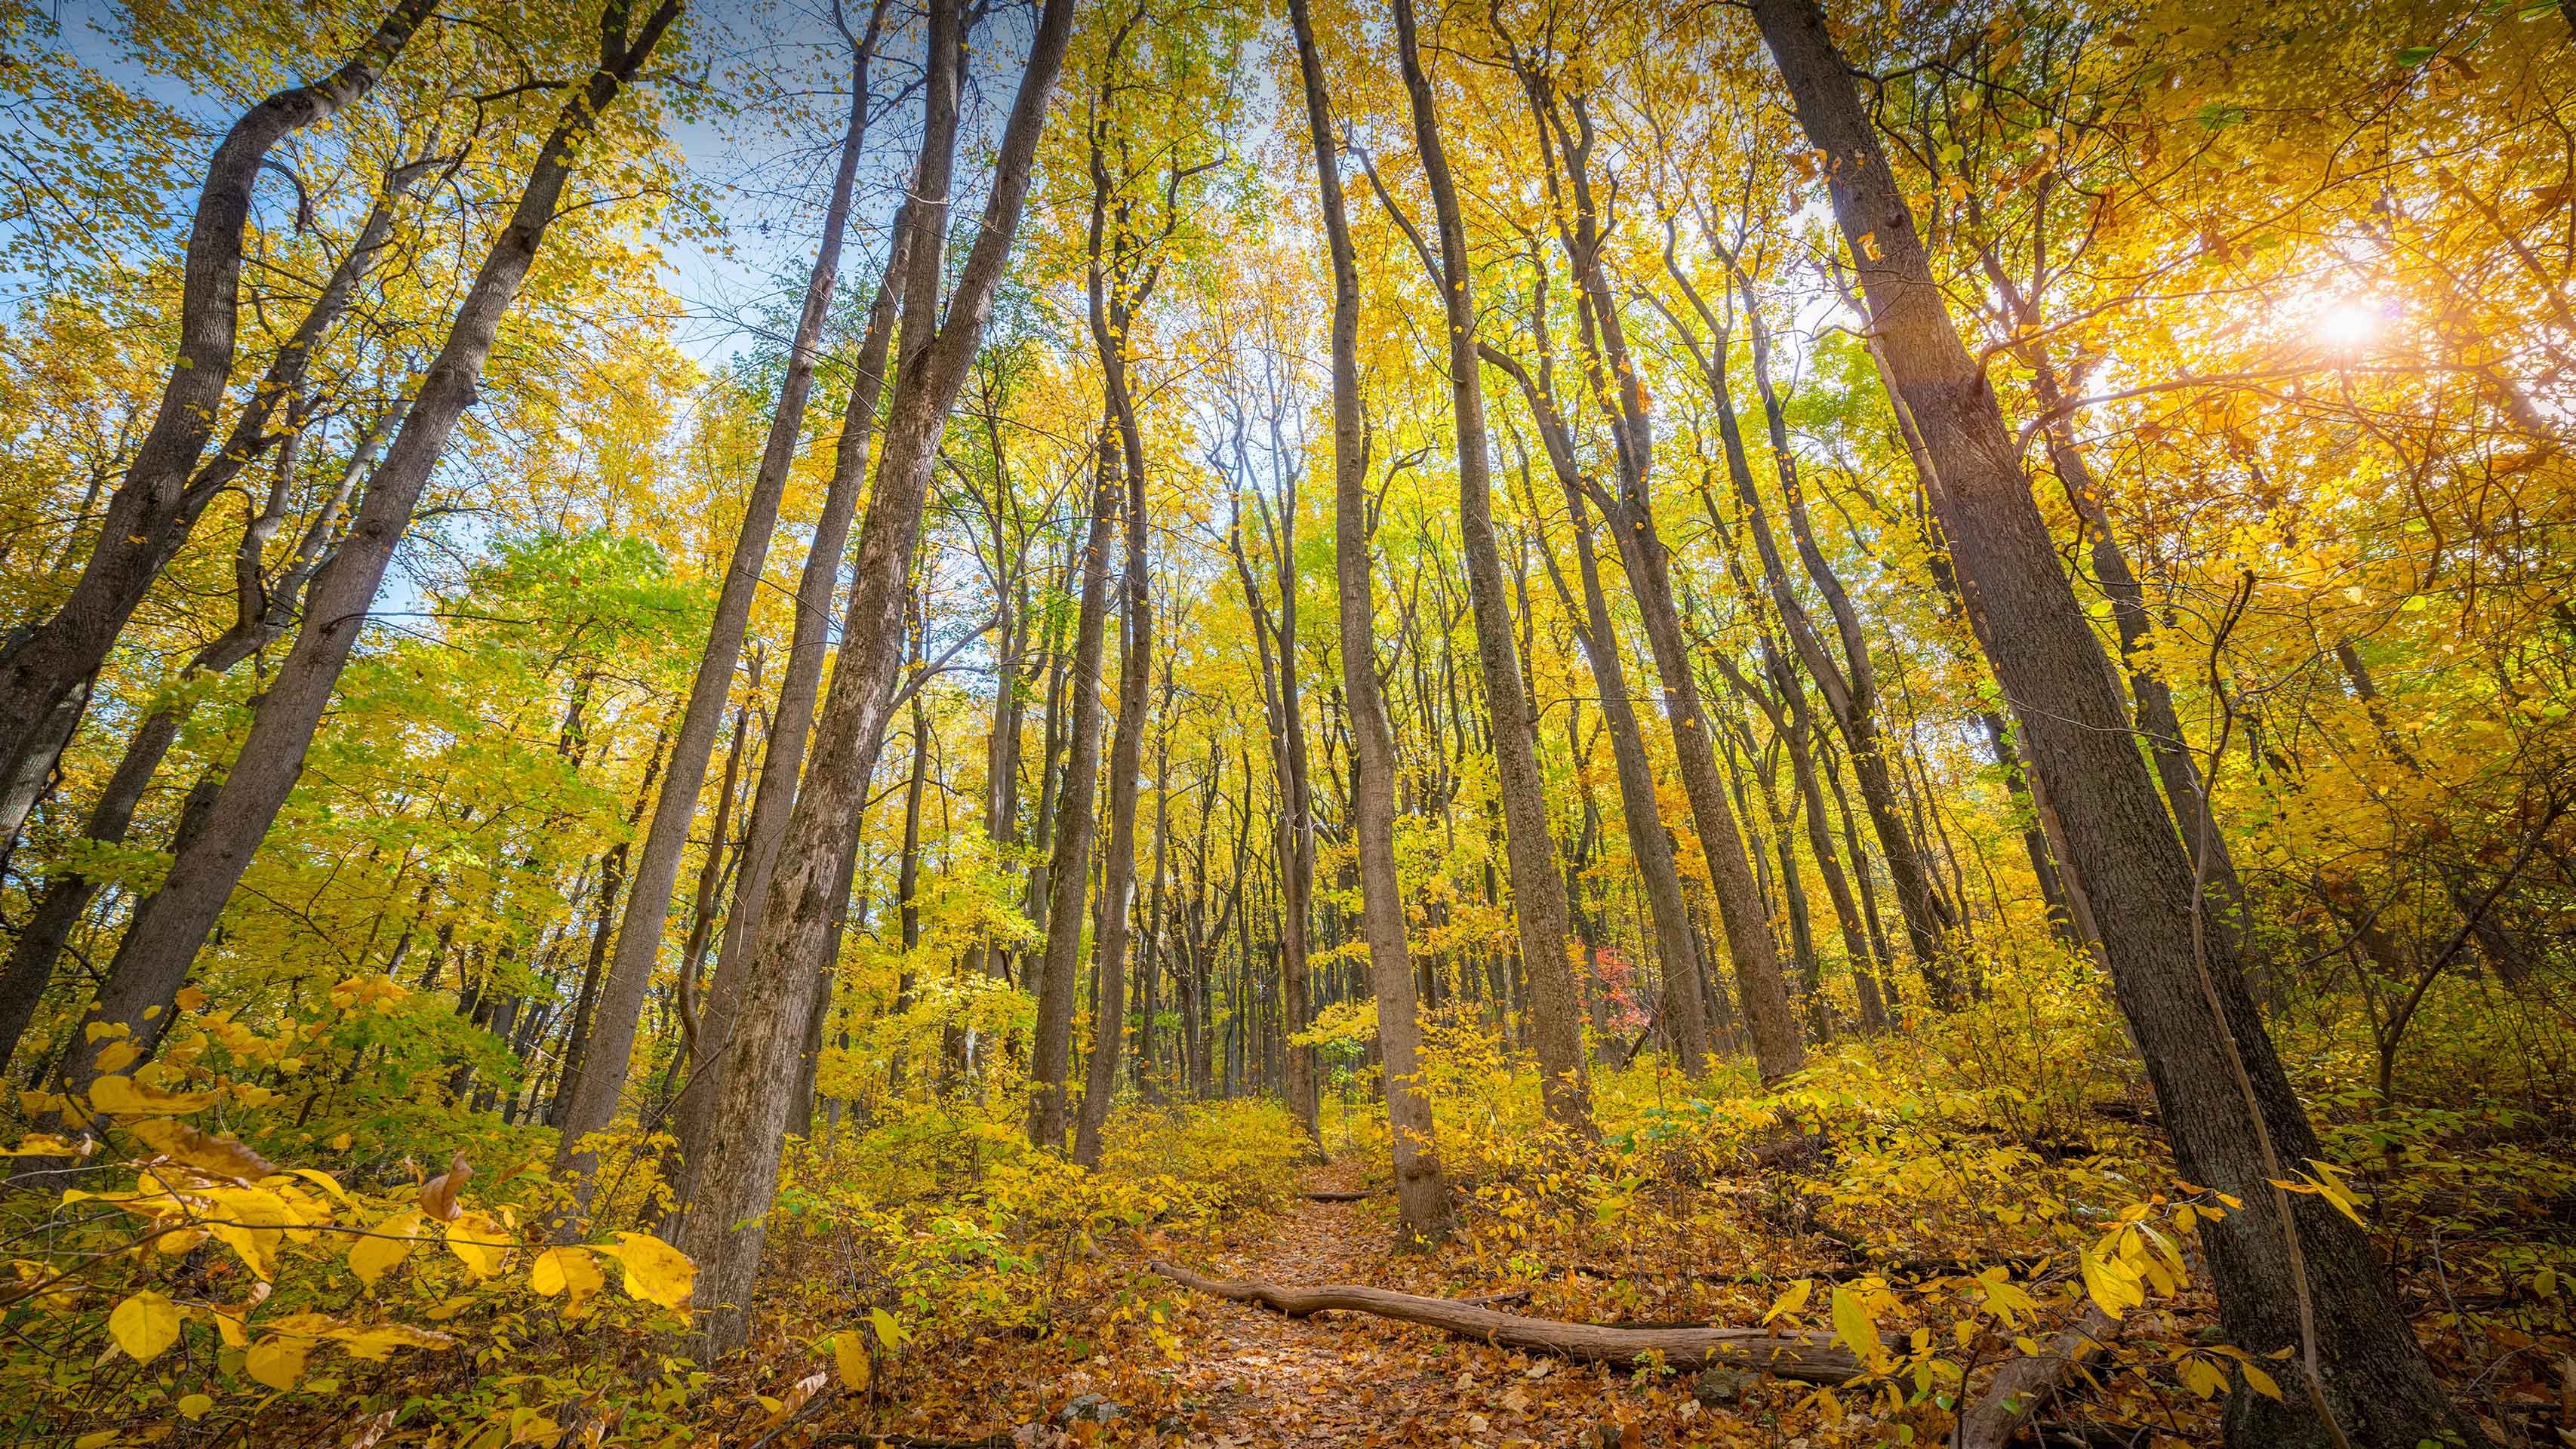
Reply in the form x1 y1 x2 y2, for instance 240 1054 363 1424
831 1153 1889 1449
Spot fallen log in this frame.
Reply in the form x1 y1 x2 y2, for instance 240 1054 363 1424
1145 1259 1861 1383
1954 1303 2121 1449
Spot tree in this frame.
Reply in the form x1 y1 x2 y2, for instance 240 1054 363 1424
1388 0 1590 1133
1747 2 2481 1443
672 0 1077 1355
553 6 885 1211
40 0 688 1127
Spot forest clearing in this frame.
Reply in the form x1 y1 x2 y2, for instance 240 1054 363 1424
1 0 2571 1444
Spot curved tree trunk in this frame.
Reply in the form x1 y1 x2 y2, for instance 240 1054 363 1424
1148 1259 1858 1381
0 0 438 853
1029 448 1119 1152
0 408 387 1072
39 3 685 1128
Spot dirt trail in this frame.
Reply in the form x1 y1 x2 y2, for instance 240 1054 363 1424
1119 1161 1671 1448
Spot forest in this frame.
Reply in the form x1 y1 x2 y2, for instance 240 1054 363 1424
0 0 2569 1444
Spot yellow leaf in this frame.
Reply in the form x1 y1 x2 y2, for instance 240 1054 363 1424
0 1133 86 1158
177 1393 214 1420
869 1306 903 1349
598 1231 694 1311
245 1336 308 1391
2241 1360 2284 1399
1829 1285 1882 1363
331 1322 455 1361
128 1118 277 1180
89 1075 216 1116
445 1210 512 1279
1764 1277 1814 1324
2088 1247 2145 1320
174 987 208 1011
92 1040 142 1074
2180 1354 2229 1398
349 1209 423 1287
833 1331 872 1389
531 1246 605 1312
108 1290 181 1362
75 1432 117 1449
287 1168 350 1205
203 1185 293 1280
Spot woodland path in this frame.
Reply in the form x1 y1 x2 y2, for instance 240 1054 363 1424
1137 1160 1470 1445
1070 1161 1716 1448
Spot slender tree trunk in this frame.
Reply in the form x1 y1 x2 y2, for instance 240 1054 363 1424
1030 447 1119 1150
673 0 1076 1356
664 186 915 1208
1390 0 1589 1131
1729 282 1959 1004
1073 460 1150 1166
556 31 876 1204
1749 6 2479 1443
38 4 684 1126
1291 0 1445 1236
1510 439 1714 1076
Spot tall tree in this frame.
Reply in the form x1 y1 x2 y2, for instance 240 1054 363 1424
663 34 915 1223
1748 2 2479 1443
1388 0 1590 1132
0 0 440 854
672 0 1077 1355
40 0 688 1121
553 10 882 1208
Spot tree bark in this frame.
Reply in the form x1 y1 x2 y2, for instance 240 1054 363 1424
1748 5 2479 1444
1500 408 1714 1078
672 0 1076 1357
1728 275 1959 1004
1484 91 1803 1080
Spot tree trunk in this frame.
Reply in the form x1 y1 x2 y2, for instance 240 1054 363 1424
1507 428 1714 1078
1390 0 1589 1132
1029 448 1119 1151
1748 5 2480 1444
663 186 914 1204
1728 278 1959 1004
556 26 878 1204
40 3 684 1121
672 0 1076 1357
1291 0 1446 1237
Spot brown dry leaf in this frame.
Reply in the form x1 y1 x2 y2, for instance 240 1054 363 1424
128 1118 278 1181
417 1152 471 1223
